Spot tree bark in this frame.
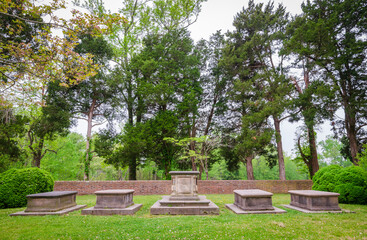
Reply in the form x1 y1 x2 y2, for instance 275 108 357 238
126 80 137 180
245 156 254 180
297 136 312 178
32 140 43 168
128 154 137 180
273 116 286 180
307 124 319 178
190 122 198 172
84 99 95 181
345 107 359 165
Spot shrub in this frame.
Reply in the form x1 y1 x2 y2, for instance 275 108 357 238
0 168 54 209
312 165 367 204
312 165 342 191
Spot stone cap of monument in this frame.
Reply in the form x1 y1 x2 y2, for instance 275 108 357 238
169 171 200 175
234 189 273 197
288 190 340 196
95 189 134 195
27 191 77 198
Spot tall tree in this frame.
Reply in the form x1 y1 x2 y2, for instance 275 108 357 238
48 34 115 180
222 0 291 180
84 0 206 179
130 29 202 178
289 0 367 165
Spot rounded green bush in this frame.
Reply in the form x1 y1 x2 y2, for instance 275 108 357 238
312 165 342 192
0 168 54 209
312 165 367 204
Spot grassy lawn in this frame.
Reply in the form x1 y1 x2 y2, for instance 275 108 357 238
0 194 366 239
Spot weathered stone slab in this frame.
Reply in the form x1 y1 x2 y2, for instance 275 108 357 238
151 196 219 215
282 204 343 213
81 189 141 215
94 189 134 209
227 189 285 214
82 204 142 216
234 189 274 211
159 195 211 207
226 204 286 214
286 190 341 212
10 205 86 216
24 191 78 212
10 191 86 216
150 171 219 215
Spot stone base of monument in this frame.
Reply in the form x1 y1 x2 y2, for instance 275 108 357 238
282 190 342 213
150 195 219 215
81 189 142 216
226 189 286 214
10 191 86 216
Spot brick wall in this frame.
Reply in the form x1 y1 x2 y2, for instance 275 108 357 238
54 180 313 195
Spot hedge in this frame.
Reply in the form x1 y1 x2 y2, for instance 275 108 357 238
0 168 54 209
312 165 367 205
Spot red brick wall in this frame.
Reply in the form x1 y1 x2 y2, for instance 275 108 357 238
54 180 313 195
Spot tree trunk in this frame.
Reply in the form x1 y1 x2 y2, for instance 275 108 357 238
204 157 209 180
245 156 254 180
126 82 137 180
190 122 197 172
129 154 137 180
84 99 95 181
273 116 286 180
32 137 44 168
198 164 203 180
307 124 319 178
345 109 359 165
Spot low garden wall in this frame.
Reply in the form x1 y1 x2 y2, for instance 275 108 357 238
54 180 313 195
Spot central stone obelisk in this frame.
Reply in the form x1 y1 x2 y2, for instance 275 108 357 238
150 171 219 215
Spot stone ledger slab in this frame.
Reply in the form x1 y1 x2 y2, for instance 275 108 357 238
150 171 219 215
10 191 86 216
283 190 342 213
150 196 219 215
226 189 286 214
82 189 142 215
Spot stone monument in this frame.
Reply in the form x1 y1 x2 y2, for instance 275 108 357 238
150 171 219 215
283 190 342 213
82 189 142 215
10 191 86 216
226 189 286 214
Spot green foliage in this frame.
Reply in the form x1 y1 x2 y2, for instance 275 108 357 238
312 165 367 204
319 136 352 167
209 151 307 180
357 144 367 171
89 157 120 180
289 0 367 163
0 168 54 209
209 160 244 180
221 0 292 180
0 109 29 172
41 133 85 180
312 165 343 192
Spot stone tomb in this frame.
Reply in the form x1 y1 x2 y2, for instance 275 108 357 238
82 189 142 215
226 189 286 214
283 190 342 213
150 171 219 215
10 191 86 216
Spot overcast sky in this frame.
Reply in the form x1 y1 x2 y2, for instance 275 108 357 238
73 0 334 156
188 0 304 42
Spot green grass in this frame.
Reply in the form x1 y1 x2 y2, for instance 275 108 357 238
1 194 366 239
